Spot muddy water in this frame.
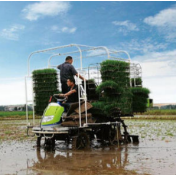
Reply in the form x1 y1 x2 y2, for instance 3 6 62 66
0 119 176 175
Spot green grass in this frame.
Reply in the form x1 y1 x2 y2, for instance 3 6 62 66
0 111 32 117
0 111 39 120
166 132 174 136
5 131 12 135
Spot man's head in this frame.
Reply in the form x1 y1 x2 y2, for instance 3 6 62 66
67 77 75 87
65 56 73 64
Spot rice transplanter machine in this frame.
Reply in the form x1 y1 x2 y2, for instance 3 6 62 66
26 44 139 149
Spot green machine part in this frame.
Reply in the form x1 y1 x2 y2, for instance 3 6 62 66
147 99 153 108
41 103 64 126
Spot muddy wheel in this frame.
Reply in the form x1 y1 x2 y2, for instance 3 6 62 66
52 137 56 147
44 137 55 148
72 132 90 150
37 136 41 147
65 135 70 146
97 126 116 145
108 126 117 145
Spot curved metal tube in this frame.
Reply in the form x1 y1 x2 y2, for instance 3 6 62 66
71 44 83 70
27 44 74 76
48 54 80 68
109 50 131 62
47 44 111 71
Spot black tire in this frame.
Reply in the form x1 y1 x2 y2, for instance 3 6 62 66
52 137 56 147
96 126 117 145
72 132 90 150
37 136 41 147
44 137 55 148
108 125 117 145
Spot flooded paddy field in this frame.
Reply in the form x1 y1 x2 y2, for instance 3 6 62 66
0 119 176 175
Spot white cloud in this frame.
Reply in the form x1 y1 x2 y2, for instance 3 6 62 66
140 61 172 78
144 5 176 40
112 20 139 32
112 38 168 55
51 26 77 34
144 6 176 27
86 49 107 57
132 50 176 103
42 41 61 46
61 27 77 33
0 79 32 106
51 25 59 31
22 1 71 21
62 27 68 32
143 76 176 104
133 49 176 65
0 24 25 41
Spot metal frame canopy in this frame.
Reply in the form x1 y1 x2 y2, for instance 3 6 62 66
25 44 132 126
130 63 143 87
27 44 131 76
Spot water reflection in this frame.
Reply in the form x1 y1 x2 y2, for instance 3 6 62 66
30 143 138 175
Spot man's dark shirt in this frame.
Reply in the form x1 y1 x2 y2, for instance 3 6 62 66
67 85 78 103
57 62 77 83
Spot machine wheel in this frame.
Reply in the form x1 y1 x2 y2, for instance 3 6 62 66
97 125 117 145
44 137 55 148
72 132 90 150
37 136 41 147
108 125 117 145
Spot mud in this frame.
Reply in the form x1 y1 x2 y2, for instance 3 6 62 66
0 119 176 175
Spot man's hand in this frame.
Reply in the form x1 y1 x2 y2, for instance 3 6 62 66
58 94 65 98
76 73 86 81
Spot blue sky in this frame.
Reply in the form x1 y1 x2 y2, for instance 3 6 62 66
0 1 176 105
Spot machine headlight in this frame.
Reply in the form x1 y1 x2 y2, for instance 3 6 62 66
42 115 54 123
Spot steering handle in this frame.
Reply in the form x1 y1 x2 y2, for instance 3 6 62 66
53 94 67 102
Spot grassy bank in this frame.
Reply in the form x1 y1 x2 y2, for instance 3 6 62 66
122 109 176 120
0 111 40 120
136 109 176 115
1 109 176 121
122 116 176 120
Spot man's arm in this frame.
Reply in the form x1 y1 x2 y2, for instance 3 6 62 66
59 89 76 98
70 65 86 80
65 89 76 96
57 64 61 69
75 73 85 81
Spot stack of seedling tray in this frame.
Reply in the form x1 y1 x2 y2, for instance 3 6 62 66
32 68 59 115
92 60 132 117
131 87 150 113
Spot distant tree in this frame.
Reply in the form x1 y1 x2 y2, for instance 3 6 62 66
0 106 5 111
22 104 33 111
22 105 26 111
